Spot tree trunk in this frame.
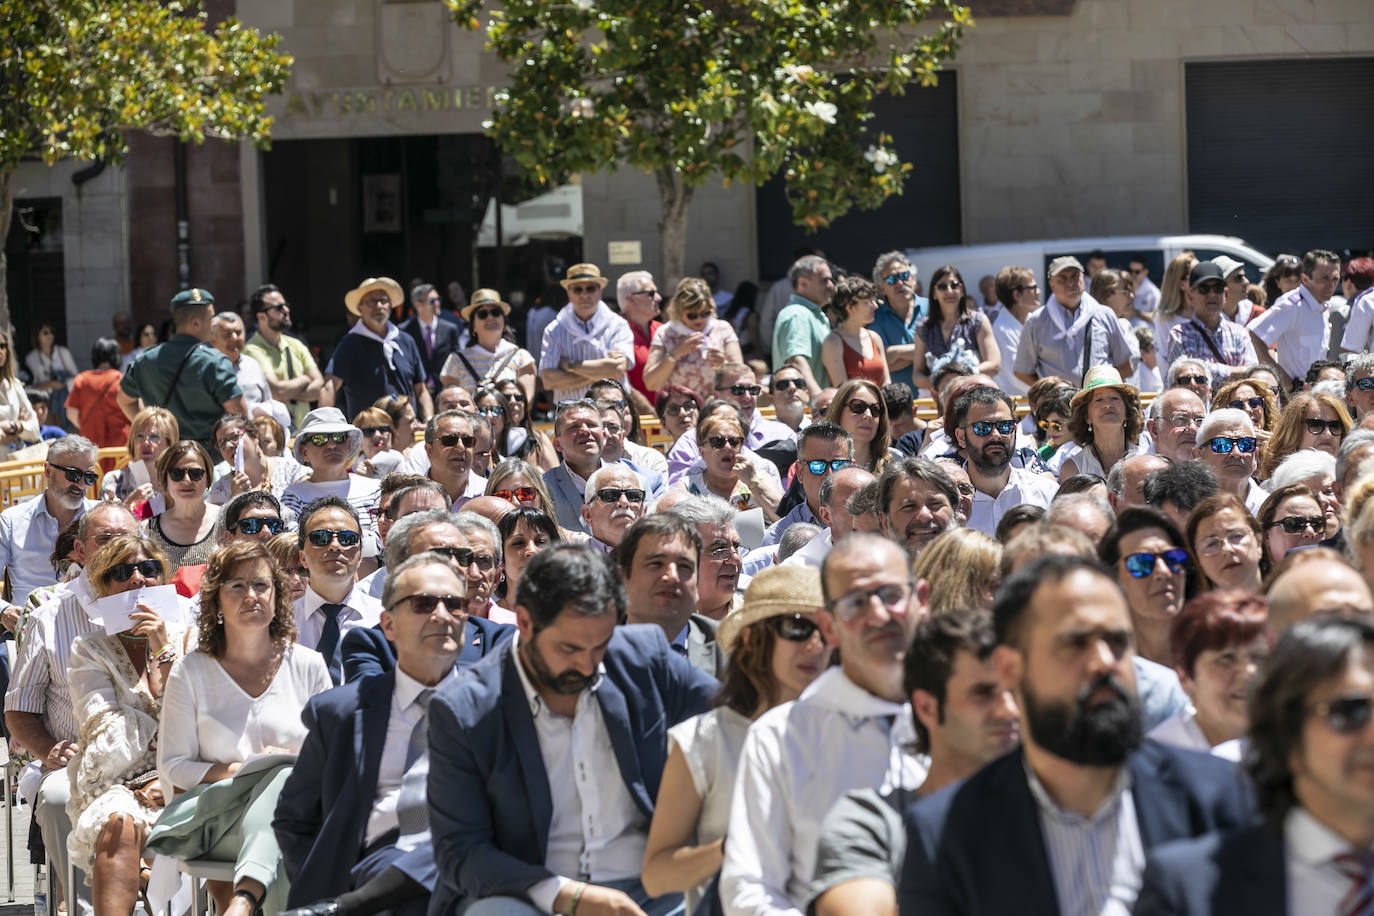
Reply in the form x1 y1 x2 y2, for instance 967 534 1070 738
0 167 12 336
655 167 693 292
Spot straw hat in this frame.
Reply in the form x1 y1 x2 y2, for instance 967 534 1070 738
461 288 512 322
716 565 825 653
559 263 608 290
1070 365 1138 410
292 407 363 465
344 277 404 316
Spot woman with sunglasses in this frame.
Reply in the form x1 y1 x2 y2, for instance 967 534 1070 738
1258 484 1327 571
281 408 382 553
492 378 559 470
655 385 703 451
471 386 513 459
65 535 187 916
120 323 161 374
1258 391 1351 480
1148 589 1268 759
1034 389 1075 463
348 407 405 479
820 275 891 388
908 265 999 393
1269 449 1343 546
438 288 537 407
1185 493 1263 594
826 378 896 474
101 406 179 514
372 395 424 456
677 410 783 521
643 277 743 399
642 566 828 913
1056 366 1144 481
207 414 309 504
495 507 562 613
151 540 332 916
144 441 220 568
484 457 562 526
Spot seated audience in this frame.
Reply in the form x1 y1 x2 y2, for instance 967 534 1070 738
909 528 1001 616
100 406 177 512
144 440 220 568
1185 493 1263 593
1143 461 1219 533
876 458 959 559
827 378 896 474
582 464 648 552
1055 367 1143 481
293 496 382 683
207 413 308 506
283 408 383 554
496 508 560 614
676 407 783 520
1099 507 1195 667
1193 408 1266 514
1258 483 1327 573
655 385 702 453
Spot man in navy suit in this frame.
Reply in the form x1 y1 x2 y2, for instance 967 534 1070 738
400 284 460 393
1136 614 1374 915
543 400 663 532
898 553 1257 916
427 542 718 916
275 552 473 916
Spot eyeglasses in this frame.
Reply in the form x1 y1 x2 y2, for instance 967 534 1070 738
437 433 476 448
167 466 207 483
471 307 504 321
721 384 762 397
223 578 274 598
1311 693 1374 734
883 270 912 285
1195 529 1254 557
706 435 744 450
599 398 628 411
954 482 975 497
845 400 882 418
707 541 743 562
231 517 284 536
134 432 165 445
359 425 393 438
387 593 465 615
48 462 98 487
477 405 504 417
1122 549 1189 578
426 296 442 305
430 546 496 571
830 581 915 623
1038 419 1065 433
1167 413 1205 428
591 487 646 504
773 378 806 391
494 486 539 504
266 302 290 312
1355 377 1374 392
1227 397 1265 412
664 401 698 416
1305 418 1344 436
1206 436 1257 454
1175 374 1210 387
107 559 162 583
968 419 1017 437
805 458 852 476
306 431 350 447
769 614 822 643
935 280 963 292
1196 281 1226 295
569 284 600 295
1266 515 1325 535
1014 284 1040 293
683 310 712 322
306 528 361 548
1128 267 1146 276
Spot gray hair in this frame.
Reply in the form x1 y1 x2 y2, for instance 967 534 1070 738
1269 449 1337 491
210 311 244 334
468 412 492 440
778 522 821 562
1106 460 1126 495
384 508 457 571
1337 430 1374 487
789 254 830 290
75 501 137 539
411 283 436 305
380 550 465 614
845 480 879 517
425 409 473 443
616 270 654 304
1167 357 1210 387
1345 354 1374 391
48 434 98 466
1196 407 1254 447
452 510 502 566
665 494 737 530
584 464 645 503
871 250 913 288
1046 491 1115 528
1312 379 1346 401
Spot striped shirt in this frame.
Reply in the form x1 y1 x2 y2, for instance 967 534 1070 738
5 574 100 744
1025 762 1144 916
538 302 634 401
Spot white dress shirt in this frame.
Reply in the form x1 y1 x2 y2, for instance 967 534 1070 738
292 583 383 653
366 666 453 843
1286 806 1368 915
967 466 1057 537
1249 285 1331 381
720 667 928 916
0 494 95 607
512 636 647 913
991 307 1031 397
1145 708 1243 762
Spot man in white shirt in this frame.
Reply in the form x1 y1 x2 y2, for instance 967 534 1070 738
953 387 1056 536
424 410 486 510
1128 255 1161 324
537 262 634 402
211 311 292 431
785 467 878 570
293 496 383 684
989 266 1041 397
1250 249 1342 392
721 533 929 915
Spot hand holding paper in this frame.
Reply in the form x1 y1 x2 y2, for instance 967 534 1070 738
89 585 185 636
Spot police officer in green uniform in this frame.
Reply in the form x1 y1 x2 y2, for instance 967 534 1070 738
118 288 246 453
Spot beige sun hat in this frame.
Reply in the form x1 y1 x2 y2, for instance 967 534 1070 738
1070 365 1139 410
344 277 405 316
716 564 826 654
461 288 512 322
559 263 608 290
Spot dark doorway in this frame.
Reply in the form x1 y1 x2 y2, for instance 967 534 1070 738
4 197 67 370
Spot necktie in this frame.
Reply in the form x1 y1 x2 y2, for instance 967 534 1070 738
395 688 435 848
316 603 347 684
424 324 434 358
1334 850 1374 916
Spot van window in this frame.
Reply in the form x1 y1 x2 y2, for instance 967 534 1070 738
1043 251 1164 283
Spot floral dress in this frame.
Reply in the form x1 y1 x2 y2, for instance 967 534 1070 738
649 318 740 400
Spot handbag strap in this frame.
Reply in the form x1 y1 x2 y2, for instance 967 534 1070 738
1189 319 1227 364
1081 317 1096 386
162 345 198 411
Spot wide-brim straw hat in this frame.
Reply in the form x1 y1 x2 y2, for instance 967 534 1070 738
559 263 608 290
717 565 825 654
344 277 405 316
292 407 364 465
461 288 512 322
1070 365 1138 410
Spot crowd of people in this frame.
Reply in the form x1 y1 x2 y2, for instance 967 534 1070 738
0 243 1372 916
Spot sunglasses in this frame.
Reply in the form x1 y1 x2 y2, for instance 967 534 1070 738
935 280 963 292
1355 377 1374 392
569 284 601 295
722 385 762 397
306 528 361 548
1122 549 1189 578
1128 267 1146 276
48 462 98 487
359 425 392 438
306 431 350 447
599 398 628 411
883 270 912 285
231 517 284 536
1038 419 1065 433
773 378 806 391
387 593 465 615
504 389 527 403
805 459 852 476
1206 436 1257 454
167 466 207 482
430 545 497 572
477 405 505 417
1305 418 1344 436
1227 397 1265 412
437 433 476 448
1266 515 1325 535
108 559 162 583
494 486 539 504
1196 281 1226 295
472 307 504 321
969 419 1017 437
664 401 698 416
845 400 882 418
683 310 712 322
632 288 659 298
706 435 744 450
592 487 646 504
1311 693 1374 734
769 614 822 643
1176 374 1210 387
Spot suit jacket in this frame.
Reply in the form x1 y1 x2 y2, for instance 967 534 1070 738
897 741 1259 916
684 614 727 679
1133 824 1286 915
542 460 665 533
341 616 514 682
400 315 461 389
426 624 718 914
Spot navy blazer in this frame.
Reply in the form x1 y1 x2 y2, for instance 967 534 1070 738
897 741 1259 916
399 315 461 389
342 615 514 682
426 624 718 915
1134 824 1286 915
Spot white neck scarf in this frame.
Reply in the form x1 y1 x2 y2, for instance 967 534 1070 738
348 320 402 369
1046 292 1099 342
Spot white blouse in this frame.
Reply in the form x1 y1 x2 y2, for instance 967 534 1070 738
669 706 753 913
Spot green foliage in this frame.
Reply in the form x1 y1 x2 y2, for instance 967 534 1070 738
446 0 970 231
0 0 292 170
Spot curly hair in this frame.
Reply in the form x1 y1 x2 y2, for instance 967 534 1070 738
196 540 297 657
1068 385 1144 448
828 275 878 325
1212 378 1278 432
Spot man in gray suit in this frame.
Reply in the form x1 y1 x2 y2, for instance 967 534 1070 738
616 514 727 677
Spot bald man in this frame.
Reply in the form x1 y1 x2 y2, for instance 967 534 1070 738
462 495 517 527
1266 554 1374 635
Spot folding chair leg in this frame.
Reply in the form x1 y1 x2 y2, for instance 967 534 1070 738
4 763 13 903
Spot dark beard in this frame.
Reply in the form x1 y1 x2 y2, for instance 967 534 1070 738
521 632 595 695
968 442 1011 476
1021 672 1143 766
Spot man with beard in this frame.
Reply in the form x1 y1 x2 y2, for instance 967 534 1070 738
425 543 717 916
0 434 99 609
581 465 647 552
1144 387 1207 465
954 387 1056 537
898 554 1256 915
245 283 324 431
616 514 725 677
877 457 960 558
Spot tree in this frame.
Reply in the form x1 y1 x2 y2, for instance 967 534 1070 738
447 0 970 285
0 0 291 330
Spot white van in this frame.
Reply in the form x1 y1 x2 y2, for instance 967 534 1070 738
904 233 1275 293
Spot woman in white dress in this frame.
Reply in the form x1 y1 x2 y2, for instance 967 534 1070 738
0 329 39 448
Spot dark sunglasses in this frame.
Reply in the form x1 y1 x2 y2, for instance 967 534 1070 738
569 284 601 295
1355 377 1374 392
969 419 1017 437
437 433 476 448
108 559 162 583
664 401 698 416
167 466 206 482
805 459 852 476
306 528 361 548
1176 374 1210 386
1305 418 1344 436
494 486 539 504
1206 436 1257 454
1311 693 1374 734
231 517 284 536
769 614 822 643
48 462 98 487
773 378 806 391
472 306 504 321
1038 419 1065 433
359 425 393 438
1227 397 1265 412
387 593 465 615
592 487 646 504
706 435 744 450
883 270 912 285
1266 515 1325 535
683 310 712 322
430 545 496 571
935 280 963 292
632 288 659 298
1122 549 1189 578
306 431 350 447
722 384 762 397
845 400 882 418
477 405 505 417
1196 281 1226 295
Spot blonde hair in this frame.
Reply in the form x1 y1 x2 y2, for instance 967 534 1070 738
1260 392 1352 481
126 407 179 460
665 277 715 323
1158 251 1197 317
911 528 1002 616
1344 473 1374 570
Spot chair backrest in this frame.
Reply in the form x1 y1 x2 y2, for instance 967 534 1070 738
0 464 46 511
